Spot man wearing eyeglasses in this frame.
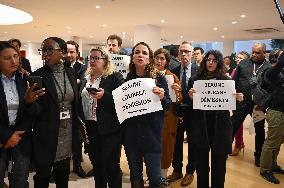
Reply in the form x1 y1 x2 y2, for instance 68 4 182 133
166 41 197 187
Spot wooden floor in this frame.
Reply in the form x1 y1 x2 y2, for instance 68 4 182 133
5 117 284 187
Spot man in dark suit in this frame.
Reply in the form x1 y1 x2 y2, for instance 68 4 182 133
167 41 197 186
66 40 86 178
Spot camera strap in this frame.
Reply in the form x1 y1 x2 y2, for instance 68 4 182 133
253 63 264 76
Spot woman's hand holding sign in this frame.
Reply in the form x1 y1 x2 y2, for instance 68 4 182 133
233 91 244 102
171 83 181 95
152 87 165 100
188 88 196 100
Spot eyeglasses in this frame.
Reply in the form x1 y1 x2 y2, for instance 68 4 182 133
89 56 105 62
38 48 62 55
179 50 192 54
206 58 217 63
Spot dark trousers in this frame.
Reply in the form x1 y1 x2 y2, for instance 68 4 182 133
172 118 195 175
196 112 227 188
0 147 30 188
34 158 70 188
72 139 83 169
231 102 265 159
196 150 227 188
85 121 122 188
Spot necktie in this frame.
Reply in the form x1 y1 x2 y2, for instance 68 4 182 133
182 67 187 98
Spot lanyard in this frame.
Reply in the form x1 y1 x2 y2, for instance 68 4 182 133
52 70 66 103
253 63 264 76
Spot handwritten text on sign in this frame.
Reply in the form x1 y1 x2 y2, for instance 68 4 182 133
193 80 236 110
112 78 163 123
111 54 130 78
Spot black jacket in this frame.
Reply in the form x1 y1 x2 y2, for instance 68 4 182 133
79 72 125 135
265 52 284 112
31 63 80 166
0 72 36 156
188 76 233 155
233 58 271 103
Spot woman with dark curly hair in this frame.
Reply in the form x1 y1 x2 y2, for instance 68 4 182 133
153 48 182 178
123 42 171 188
188 50 243 188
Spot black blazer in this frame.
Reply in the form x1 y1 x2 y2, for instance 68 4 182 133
172 63 198 102
0 72 36 156
79 72 125 135
31 63 80 166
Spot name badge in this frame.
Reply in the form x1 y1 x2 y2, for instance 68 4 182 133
60 110 71 120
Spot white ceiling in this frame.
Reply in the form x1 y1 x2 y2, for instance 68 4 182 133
1 0 284 48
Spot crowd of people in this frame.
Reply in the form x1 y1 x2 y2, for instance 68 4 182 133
0 34 283 188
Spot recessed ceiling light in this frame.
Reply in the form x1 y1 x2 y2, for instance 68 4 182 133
23 44 27 47
0 4 33 25
89 35 93 38
4 31 7 34
190 40 194 43
27 41 31 43
66 26 71 30
102 24 107 27
96 5 100 9
122 31 126 34
67 30 71 33
241 14 246 18
180 35 183 39
213 27 218 31
160 19 165 23
122 35 126 39
232 21 237 24
102 41 106 44
221 36 225 38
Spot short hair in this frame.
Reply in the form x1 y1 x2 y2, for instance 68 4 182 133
107 34 122 47
42 37 67 54
253 43 266 52
66 40 79 53
193 47 204 54
181 41 191 45
8 38 21 48
0 41 18 54
238 51 250 59
86 46 114 78
154 48 171 68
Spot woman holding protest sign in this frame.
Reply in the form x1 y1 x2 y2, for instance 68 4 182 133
79 46 124 188
153 48 182 179
188 50 243 188
123 42 171 188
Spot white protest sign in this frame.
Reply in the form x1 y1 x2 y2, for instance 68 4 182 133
111 54 130 78
112 78 163 123
193 80 236 110
165 75 176 102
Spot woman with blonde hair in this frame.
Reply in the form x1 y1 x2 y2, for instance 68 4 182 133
79 46 124 188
